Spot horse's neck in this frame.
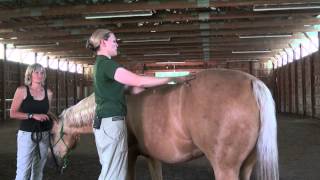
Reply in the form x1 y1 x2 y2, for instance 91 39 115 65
63 122 93 134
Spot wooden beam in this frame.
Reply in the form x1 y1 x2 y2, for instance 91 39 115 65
0 0 317 19
1 21 317 39
1 31 306 45
2 10 320 30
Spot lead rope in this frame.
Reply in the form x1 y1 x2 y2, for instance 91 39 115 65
31 122 42 159
48 132 60 172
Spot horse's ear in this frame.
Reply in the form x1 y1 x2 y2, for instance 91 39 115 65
48 111 59 122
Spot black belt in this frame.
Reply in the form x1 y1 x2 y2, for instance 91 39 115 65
93 116 125 129
110 116 125 121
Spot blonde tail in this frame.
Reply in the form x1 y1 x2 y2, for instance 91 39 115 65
252 79 279 180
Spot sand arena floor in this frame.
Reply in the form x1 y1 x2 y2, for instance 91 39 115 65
0 114 319 180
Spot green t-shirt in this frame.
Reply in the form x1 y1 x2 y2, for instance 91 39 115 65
93 55 126 118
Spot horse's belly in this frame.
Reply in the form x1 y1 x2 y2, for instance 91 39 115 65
142 138 203 163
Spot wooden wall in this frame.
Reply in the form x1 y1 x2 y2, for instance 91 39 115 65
0 61 92 121
274 51 320 118
0 58 273 122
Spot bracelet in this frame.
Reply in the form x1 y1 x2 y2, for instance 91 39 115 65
28 113 33 119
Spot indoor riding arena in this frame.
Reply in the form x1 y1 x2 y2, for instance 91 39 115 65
0 1 320 180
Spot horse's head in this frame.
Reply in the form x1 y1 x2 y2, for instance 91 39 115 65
48 111 80 172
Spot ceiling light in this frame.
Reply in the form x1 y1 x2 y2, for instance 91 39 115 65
155 61 186 64
85 10 153 19
14 42 59 48
0 29 13 33
253 3 320 11
144 53 180 57
226 60 260 63
122 37 170 43
10 37 18 40
239 34 292 38
232 50 271 54
61 55 93 59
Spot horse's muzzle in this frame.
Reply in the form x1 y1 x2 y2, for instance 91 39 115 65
47 149 63 173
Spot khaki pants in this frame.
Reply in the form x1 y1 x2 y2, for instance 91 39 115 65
15 130 49 180
94 117 128 180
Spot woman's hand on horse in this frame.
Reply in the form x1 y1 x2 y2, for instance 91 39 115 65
33 114 49 121
172 75 196 84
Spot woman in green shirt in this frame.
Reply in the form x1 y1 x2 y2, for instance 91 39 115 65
87 29 186 180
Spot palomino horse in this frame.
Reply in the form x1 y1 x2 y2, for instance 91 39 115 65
49 69 279 180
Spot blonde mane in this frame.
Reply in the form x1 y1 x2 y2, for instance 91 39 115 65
60 93 96 128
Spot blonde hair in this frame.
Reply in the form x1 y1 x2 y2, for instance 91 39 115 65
86 29 112 52
24 63 46 86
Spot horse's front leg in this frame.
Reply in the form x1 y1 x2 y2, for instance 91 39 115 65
127 144 140 180
146 157 163 180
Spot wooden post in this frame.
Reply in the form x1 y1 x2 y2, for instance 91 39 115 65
1 44 6 121
301 44 307 116
310 55 315 117
55 59 60 114
287 51 292 113
280 55 286 112
319 31 320 51
73 65 77 104
18 62 23 86
82 66 85 98
275 57 281 112
249 61 253 75
272 62 279 112
293 50 299 114
65 61 69 108
35 52 38 63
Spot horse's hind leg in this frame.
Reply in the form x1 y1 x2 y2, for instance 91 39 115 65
146 157 163 180
240 148 257 180
210 162 240 180
205 154 240 180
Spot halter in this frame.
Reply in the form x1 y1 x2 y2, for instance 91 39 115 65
49 117 74 174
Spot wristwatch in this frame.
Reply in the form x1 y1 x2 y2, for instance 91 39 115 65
28 113 33 119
